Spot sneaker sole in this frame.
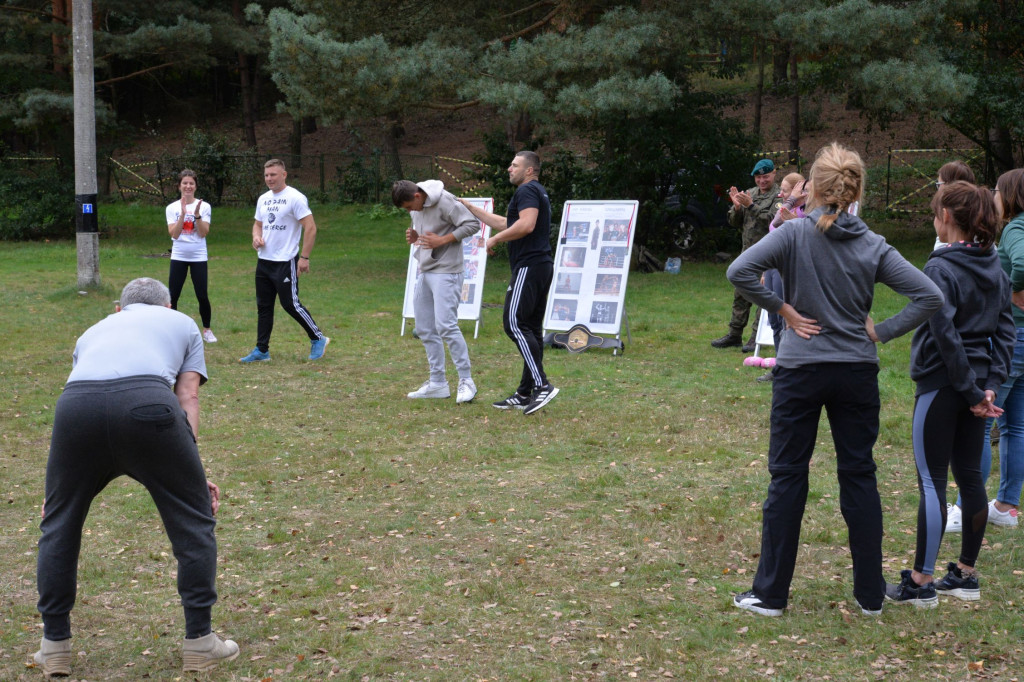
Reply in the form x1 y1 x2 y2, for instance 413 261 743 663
988 518 1018 527
456 393 477 404
935 587 980 601
733 600 783 617
492 401 527 410
239 356 270 363
182 648 241 671
885 594 938 608
408 392 451 399
945 525 962 533
524 387 559 416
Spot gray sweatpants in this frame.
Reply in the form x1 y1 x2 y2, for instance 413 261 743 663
414 271 472 383
37 376 218 640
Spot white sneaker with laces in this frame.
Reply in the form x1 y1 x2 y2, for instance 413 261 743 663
988 499 1019 527
946 503 962 533
407 381 450 399
456 378 477 404
202 329 218 343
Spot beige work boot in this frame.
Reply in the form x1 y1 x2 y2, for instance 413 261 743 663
182 632 240 671
32 637 72 677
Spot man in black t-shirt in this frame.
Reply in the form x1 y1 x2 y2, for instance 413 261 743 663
460 151 558 415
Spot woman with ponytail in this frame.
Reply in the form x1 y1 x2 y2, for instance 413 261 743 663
726 143 943 617
885 182 1013 607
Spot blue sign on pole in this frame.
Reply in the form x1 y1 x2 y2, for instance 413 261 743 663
82 204 94 214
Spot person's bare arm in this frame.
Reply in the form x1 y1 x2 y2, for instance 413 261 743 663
174 371 202 438
252 220 265 249
298 214 317 274
488 207 538 246
194 200 210 238
459 198 507 231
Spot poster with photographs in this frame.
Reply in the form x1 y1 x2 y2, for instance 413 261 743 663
402 198 493 338
543 200 638 336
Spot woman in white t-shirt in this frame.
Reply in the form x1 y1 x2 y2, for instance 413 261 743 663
166 169 216 342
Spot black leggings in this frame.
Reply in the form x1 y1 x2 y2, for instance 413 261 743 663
168 260 212 328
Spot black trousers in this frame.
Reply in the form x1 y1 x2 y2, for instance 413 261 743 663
168 259 212 328
751 363 886 611
37 377 218 639
255 257 324 352
503 262 553 395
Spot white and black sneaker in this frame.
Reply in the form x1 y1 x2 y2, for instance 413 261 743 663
524 384 559 416
733 590 783 617
492 392 531 410
933 562 980 601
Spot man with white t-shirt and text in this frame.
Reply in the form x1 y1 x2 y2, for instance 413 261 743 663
240 159 329 363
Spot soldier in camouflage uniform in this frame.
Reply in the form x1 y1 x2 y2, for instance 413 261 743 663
711 159 780 350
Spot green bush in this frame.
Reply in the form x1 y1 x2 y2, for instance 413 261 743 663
0 161 75 240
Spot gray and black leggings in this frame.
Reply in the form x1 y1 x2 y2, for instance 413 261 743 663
912 385 988 574
37 376 218 640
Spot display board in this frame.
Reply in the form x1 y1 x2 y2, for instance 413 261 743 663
401 198 493 338
544 200 639 337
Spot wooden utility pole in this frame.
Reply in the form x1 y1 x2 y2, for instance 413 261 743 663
73 0 100 287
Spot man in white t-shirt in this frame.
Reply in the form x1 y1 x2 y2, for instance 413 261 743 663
240 159 329 363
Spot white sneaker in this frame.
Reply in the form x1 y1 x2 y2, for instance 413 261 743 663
202 329 218 343
946 503 962 533
988 499 1019 527
456 378 477 404
407 381 450 399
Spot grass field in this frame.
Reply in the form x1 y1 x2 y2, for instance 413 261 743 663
1 204 1021 681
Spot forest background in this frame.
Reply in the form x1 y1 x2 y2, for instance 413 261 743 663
3 0 1024 255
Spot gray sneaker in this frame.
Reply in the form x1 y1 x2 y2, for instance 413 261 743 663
32 637 72 677
182 632 240 672
407 381 451 399
456 378 477 404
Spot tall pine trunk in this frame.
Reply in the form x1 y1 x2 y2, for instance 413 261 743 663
788 53 799 165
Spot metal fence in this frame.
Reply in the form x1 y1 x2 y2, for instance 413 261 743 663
105 152 495 206
884 147 985 214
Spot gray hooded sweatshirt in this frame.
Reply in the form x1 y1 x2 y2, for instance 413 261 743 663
727 207 943 368
410 180 480 274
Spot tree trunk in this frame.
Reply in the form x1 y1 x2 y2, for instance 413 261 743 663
772 44 789 89
788 53 799 165
382 114 405 179
252 54 262 121
290 117 302 168
52 0 68 76
989 121 1015 174
507 111 533 150
753 41 764 139
302 117 317 135
232 0 257 148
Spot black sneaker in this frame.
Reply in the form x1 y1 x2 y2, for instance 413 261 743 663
885 569 938 608
933 562 980 601
755 371 774 383
492 392 530 410
524 384 559 416
711 333 742 349
732 590 783 617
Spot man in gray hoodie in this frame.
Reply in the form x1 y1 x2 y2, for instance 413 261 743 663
393 180 481 403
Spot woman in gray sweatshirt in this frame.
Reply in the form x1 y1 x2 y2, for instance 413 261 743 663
726 142 943 617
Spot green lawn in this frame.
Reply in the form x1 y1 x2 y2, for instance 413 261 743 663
1 203 1020 680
